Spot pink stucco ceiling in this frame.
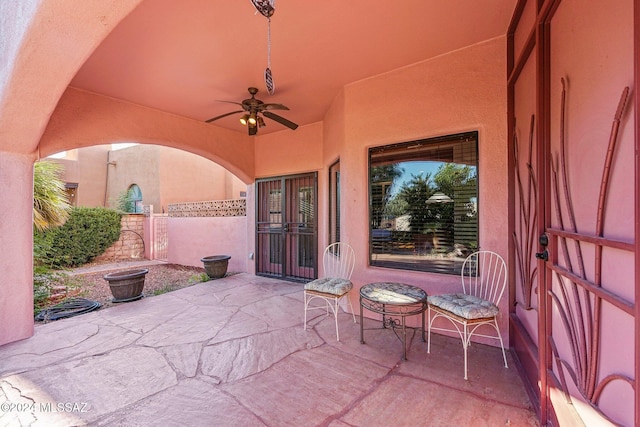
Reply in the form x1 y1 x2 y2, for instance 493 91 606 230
70 0 516 135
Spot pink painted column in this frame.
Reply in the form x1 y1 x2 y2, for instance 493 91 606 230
0 153 35 345
143 206 154 260
0 1 145 346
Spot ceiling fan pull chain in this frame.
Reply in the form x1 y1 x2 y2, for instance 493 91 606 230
265 16 275 95
250 0 276 94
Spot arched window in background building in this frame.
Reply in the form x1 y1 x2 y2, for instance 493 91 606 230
128 184 143 213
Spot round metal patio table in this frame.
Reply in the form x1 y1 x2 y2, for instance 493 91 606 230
359 282 428 360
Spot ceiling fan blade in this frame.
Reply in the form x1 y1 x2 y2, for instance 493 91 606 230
263 111 299 130
248 124 257 136
218 100 245 107
205 110 244 123
262 103 289 111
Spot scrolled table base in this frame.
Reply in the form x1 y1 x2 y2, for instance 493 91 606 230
359 282 428 360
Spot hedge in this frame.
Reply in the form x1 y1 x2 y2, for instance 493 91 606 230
34 207 122 268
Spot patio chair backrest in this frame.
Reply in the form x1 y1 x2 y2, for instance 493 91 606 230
461 250 507 305
323 242 355 280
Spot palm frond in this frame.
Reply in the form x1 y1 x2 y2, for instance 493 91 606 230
33 161 71 232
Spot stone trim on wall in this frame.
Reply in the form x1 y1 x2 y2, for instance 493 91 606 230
168 198 247 217
94 214 145 261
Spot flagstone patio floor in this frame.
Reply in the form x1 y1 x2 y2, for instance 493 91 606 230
0 273 539 426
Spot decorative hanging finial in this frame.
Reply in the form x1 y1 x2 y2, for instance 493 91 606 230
250 0 274 18
250 0 276 94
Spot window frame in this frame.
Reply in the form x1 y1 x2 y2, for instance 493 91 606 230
367 131 479 275
328 159 341 245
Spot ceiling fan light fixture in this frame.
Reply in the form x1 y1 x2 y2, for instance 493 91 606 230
205 87 298 134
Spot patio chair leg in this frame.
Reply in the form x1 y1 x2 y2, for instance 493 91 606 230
334 297 340 341
494 319 509 368
347 294 356 324
463 324 469 380
426 307 433 353
303 292 308 331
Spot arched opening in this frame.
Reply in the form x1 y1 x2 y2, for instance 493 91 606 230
33 142 251 314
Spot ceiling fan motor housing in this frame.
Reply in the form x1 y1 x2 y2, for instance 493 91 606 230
205 86 298 135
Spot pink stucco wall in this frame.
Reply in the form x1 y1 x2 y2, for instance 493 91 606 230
167 216 248 274
240 38 510 337
55 146 111 207
0 153 36 344
325 38 509 335
158 146 247 208
0 1 142 156
255 122 324 178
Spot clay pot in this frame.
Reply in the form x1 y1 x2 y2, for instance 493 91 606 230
200 255 231 279
103 268 148 302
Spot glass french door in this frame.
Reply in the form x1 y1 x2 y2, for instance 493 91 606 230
256 173 317 281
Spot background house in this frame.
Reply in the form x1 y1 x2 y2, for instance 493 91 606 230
51 144 246 212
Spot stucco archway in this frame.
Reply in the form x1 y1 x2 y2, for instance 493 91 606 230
39 88 255 184
0 1 148 345
0 1 255 345
0 1 142 155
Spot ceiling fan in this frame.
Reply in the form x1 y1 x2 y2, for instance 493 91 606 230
205 87 298 135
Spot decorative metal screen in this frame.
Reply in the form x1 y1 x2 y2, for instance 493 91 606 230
256 173 317 281
153 214 168 261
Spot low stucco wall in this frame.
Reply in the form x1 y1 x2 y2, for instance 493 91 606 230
167 216 249 274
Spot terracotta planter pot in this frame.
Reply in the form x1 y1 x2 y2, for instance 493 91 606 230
201 255 231 279
103 268 148 302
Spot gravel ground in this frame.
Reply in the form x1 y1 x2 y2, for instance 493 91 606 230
39 263 211 317
79 263 208 305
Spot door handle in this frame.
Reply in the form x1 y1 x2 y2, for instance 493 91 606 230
283 224 289 232
535 250 548 261
536 233 549 261
539 234 549 247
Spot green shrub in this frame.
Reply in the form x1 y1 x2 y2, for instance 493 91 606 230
33 273 53 314
151 284 177 296
34 207 122 268
116 188 135 213
190 273 210 283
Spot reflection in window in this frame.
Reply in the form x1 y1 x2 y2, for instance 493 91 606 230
369 132 478 275
123 184 143 213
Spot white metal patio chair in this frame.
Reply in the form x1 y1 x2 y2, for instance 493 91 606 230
427 250 509 379
303 242 356 341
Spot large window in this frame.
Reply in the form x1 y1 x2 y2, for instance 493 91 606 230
369 131 478 275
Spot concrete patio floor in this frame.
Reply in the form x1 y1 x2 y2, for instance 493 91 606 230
0 273 539 426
